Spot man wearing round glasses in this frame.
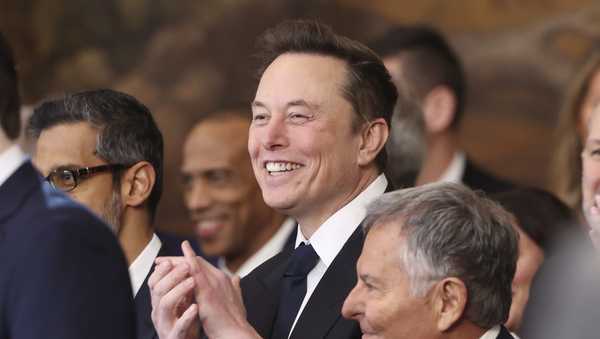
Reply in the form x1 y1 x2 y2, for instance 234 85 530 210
28 89 179 339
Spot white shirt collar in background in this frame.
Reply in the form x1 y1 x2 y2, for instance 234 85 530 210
129 233 162 297
438 150 466 184
479 325 501 339
0 145 28 188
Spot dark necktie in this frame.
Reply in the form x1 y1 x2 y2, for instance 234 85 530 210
271 243 319 339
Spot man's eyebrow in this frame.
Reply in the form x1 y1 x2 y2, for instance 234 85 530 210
251 99 320 111
251 101 267 109
50 163 83 171
586 138 600 147
287 99 319 111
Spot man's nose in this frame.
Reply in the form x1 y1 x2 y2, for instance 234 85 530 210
341 284 362 320
262 116 289 151
185 180 213 211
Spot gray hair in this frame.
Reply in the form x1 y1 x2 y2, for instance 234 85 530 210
363 182 518 328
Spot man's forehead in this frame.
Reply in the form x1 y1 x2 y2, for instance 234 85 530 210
255 53 348 103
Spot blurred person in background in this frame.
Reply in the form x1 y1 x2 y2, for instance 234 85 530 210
552 52 600 214
581 103 600 248
0 35 135 339
371 25 514 193
493 187 576 333
28 89 183 339
384 94 426 188
181 109 295 277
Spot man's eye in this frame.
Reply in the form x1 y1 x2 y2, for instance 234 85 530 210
206 170 232 184
289 113 309 124
252 113 269 124
59 171 74 181
589 149 600 157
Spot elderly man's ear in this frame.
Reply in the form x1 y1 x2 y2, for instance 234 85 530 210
432 277 468 332
120 161 156 207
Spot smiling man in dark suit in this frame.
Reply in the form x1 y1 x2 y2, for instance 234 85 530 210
148 20 397 339
342 183 518 339
0 34 135 339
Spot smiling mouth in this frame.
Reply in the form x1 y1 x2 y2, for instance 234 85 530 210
264 161 303 176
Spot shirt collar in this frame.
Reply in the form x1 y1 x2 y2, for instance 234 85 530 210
479 325 501 339
219 217 296 278
129 233 162 297
438 151 466 184
295 174 387 267
0 145 28 188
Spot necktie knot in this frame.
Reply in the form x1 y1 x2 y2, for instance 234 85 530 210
285 243 319 278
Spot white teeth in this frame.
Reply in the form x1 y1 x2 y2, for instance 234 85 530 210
265 161 301 173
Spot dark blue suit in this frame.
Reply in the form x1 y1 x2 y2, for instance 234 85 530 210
0 161 135 339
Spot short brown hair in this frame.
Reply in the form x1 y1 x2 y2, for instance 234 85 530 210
0 33 20 140
256 20 397 170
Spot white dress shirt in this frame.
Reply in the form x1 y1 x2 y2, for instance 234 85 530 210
288 174 388 336
438 151 466 184
479 325 501 339
218 217 296 278
129 233 162 297
0 145 27 188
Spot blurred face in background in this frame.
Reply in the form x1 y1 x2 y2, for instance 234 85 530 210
582 107 600 237
182 116 275 260
578 70 600 139
506 222 544 331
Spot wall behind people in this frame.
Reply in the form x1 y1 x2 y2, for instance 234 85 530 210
2 0 600 235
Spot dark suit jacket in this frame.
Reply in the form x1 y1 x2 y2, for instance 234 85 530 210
0 161 135 339
463 157 514 194
135 233 188 339
241 226 363 339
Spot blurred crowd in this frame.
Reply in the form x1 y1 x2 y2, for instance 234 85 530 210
1 15 599 339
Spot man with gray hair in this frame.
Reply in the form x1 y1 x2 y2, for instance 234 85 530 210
342 182 518 339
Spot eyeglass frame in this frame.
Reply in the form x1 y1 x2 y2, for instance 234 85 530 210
45 164 128 192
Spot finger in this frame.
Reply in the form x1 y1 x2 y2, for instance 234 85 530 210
157 277 196 318
151 264 191 310
171 303 199 339
148 261 172 289
231 276 242 295
156 256 188 268
182 241 200 271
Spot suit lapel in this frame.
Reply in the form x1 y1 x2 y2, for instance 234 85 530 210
134 279 156 339
0 162 38 221
134 238 175 339
243 248 293 338
289 226 363 339
0 162 40 240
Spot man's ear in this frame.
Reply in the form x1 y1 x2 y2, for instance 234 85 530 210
432 277 468 332
422 85 456 134
120 161 156 208
357 117 389 167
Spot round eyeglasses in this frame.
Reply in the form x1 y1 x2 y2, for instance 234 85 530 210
45 164 127 192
